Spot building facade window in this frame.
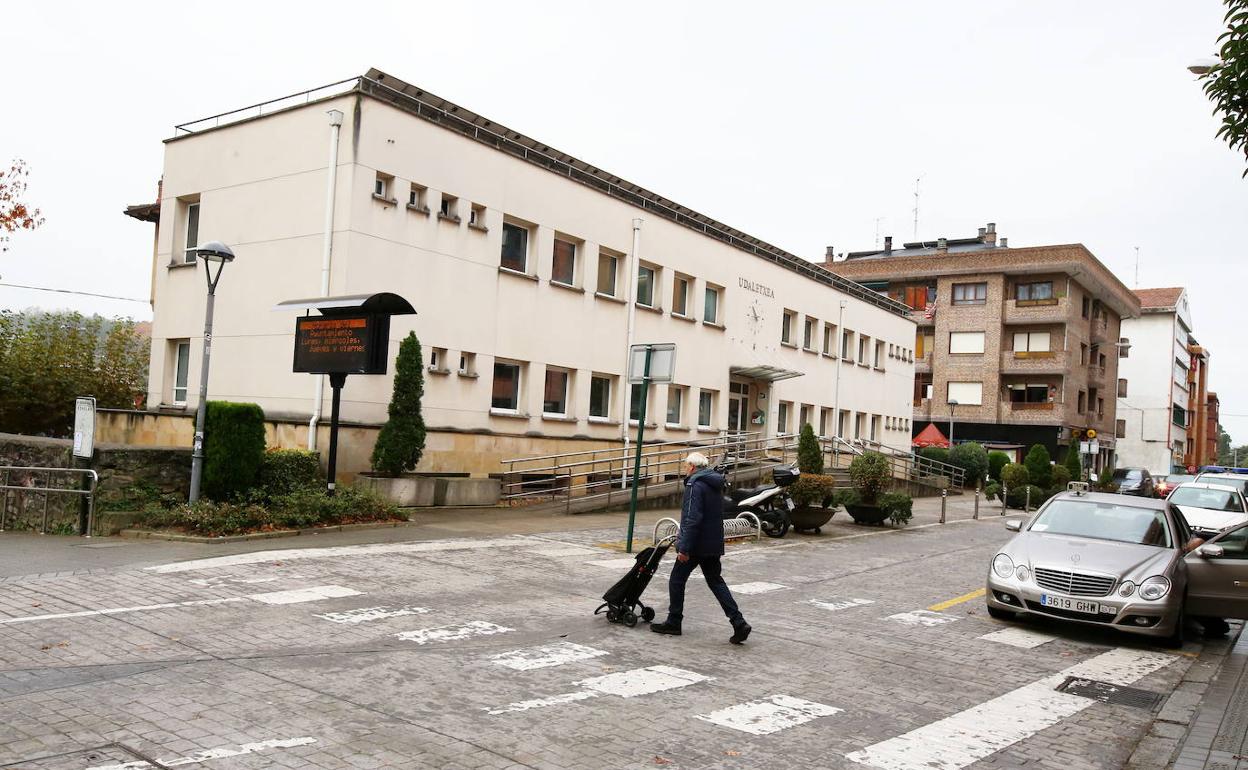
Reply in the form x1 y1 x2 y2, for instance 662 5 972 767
597 250 619 296
672 275 689 316
949 331 985 354
666 385 684 425
1082 296 1091 318
1117 378 1128 397
777 401 790 434
823 323 836 355
951 282 987 305
551 239 577 286
182 201 200 263
439 193 459 220
171 340 190 404
1116 418 1127 438
947 381 983 406
842 330 854 361
636 265 656 307
1013 331 1051 353
492 361 522 411
500 222 529 273
408 183 428 210
459 352 477 376
697 390 714 428
1016 281 1054 301
1172 403 1187 428
1119 337 1130 358
803 316 815 350
858 334 869 363
819 408 831 437
874 340 885 368
799 404 811 428
543 368 569 415
781 310 796 344
703 285 721 324
469 203 486 228
1077 390 1086 414
589 375 612 419
1007 383 1051 403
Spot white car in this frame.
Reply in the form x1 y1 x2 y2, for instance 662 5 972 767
1167 482 1248 537
1193 472 1248 497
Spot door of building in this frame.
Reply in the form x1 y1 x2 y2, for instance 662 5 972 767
727 380 750 433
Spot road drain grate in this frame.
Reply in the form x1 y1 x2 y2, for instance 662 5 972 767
1056 676 1164 709
2 744 166 769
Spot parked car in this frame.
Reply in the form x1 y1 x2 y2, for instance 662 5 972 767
1154 474 1195 498
1167 482 1248 538
1193 472 1248 497
1111 467 1155 497
985 483 1248 644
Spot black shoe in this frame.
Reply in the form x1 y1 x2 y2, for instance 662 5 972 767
651 622 682 636
730 622 752 645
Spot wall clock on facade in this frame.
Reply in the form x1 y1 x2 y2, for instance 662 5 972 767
747 299 766 349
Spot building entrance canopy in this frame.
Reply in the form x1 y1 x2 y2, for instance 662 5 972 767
272 292 417 317
729 365 804 382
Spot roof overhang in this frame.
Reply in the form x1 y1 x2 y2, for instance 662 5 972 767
273 292 416 316
123 202 160 223
730 365 804 382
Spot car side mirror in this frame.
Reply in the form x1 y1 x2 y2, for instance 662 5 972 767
1197 544 1225 559
1005 520 1022 532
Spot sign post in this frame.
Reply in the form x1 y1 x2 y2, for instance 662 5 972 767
73 396 96 536
625 343 675 553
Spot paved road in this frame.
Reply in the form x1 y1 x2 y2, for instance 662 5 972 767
0 506 1209 769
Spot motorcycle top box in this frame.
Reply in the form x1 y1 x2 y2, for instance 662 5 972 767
770 465 800 487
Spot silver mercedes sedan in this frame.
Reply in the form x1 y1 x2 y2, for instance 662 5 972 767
986 484 1248 644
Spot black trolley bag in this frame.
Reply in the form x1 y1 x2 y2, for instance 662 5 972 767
593 538 672 627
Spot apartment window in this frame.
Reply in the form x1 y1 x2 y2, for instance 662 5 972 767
439 193 459 221
858 334 869 363
492 361 522 411
1007 383 1051 404
703 285 721 324
781 310 796 344
803 316 816 350
837 410 848 438
182 201 200 263
543 368 569 416
854 413 865 439
1077 390 1086 414
552 239 577 286
842 330 854 361
428 347 448 372
630 383 652 422
777 401 791 434
636 264 656 307
947 381 983 406
799 404 811 427
597 250 619 296
1013 331 1051 353
1098 352 1107 368
1097 397 1104 418
171 340 190 404
870 415 881 441
1117 378 1128 397
1082 296 1091 319
1116 419 1127 438
1080 343 1088 365
589 375 612 419
373 172 392 199
952 282 987 305
823 323 836 355
500 222 529 273
459 352 477 376
672 275 690 316
1172 403 1187 428
819 408 831 437
666 386 684 425
1016 281 1054 301
874 340 885 368
1119 337 1130 358
697 390 714 428
888 343 895 359
469 203 487 229
408 183 428 210
949 331 985 354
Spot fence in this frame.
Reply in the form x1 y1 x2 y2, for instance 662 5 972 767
0 466 99 536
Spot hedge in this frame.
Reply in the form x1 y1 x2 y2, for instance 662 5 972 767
203 401 266 502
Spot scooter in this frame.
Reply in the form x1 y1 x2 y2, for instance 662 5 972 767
715 462 800 538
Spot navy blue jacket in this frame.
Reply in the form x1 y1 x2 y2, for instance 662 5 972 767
677 469 725 556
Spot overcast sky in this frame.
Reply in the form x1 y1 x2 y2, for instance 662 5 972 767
2 1 1245 443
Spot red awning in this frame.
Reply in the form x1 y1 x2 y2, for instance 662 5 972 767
912 423 950 448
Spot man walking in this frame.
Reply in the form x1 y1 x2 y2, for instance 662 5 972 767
651 452 751 644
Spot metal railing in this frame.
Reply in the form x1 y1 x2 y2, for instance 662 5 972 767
827 437 966 491
653 512 761 545
0 466 99 536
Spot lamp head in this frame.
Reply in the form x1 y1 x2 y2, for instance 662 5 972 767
196 241 235 263
1188 57 1220 75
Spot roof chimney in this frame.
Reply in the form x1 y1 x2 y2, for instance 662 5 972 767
984 222 997 246
825 246 835 262
936 237 948 255
883 236 893 255
1000 237 1008 248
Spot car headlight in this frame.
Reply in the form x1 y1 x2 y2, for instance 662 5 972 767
992 554 1014 578
1138 577 1171 600
1118 580 1136 597
1016 565 1030 581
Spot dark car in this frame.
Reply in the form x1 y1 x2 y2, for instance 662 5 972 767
1111 467 1155 497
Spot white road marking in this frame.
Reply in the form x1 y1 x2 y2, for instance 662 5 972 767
730 582 790 595
486 690 601 715
490 642 609 671
885 609 958 627
315 605 430 624
586 557 643 570
146 537 530 574
394 620 513 645
845 647 1175 770
0 597 247 625
979 626 1057 649
526 546 602 557
248 585 362 605
808 597 875 612
87 737 316 769
696 695 844 735
575 665 712 697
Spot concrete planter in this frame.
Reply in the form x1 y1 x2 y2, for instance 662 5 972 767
434 477 501 507
845 503 890 526
354 474 437 507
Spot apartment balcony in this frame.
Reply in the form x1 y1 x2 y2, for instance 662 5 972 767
915 352 933 374
1087 363 1107 388
1003 296 1071 325
1090 315 1108 343
1000 349 1068 374
908 308 935 327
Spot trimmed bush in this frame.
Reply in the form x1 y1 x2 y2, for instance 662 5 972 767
950 442 989 487
984 480 1002 501
1094 464 1119 492
371 332 428 477
1000 462 1030 491
1007 483 1048 510
879 491 913 527
796 422 824 475
1064 447 1084 482
1023 444 1053 489
255 449 322 500
789 473 836 509
918 446 950 465
849 451 892 504
203 401 266 501
988 451 1011 482
138 486 401 536
1051 465 1072 490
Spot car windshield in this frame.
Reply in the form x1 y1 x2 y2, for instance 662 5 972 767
1170 487 1245 512
1197 476 1248 494
1027 499 1172 547
1113 470 1142 481
1164 475 1195 485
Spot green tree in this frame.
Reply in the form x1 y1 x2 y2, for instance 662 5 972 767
1064 446 1084 482
988 451 1011 482
1000 462 1030 491
1024 444 1052 488
796 422 824 475
949 441 989 487
1199 0 1248 176
371 332 428 477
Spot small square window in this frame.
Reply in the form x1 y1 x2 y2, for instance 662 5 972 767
407 183 428 211
373 172 393 199
469 203 487 230
428 347 448 372
439 193 460 222
703 285 721 325
597 249 620 297
459 352 477 376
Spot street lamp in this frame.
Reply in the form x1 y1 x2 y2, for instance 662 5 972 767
1188 57 1220 75
832 300 847 439
188 241 236 503
948 399 959 446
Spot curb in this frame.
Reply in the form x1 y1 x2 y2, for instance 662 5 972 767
118 519 415 544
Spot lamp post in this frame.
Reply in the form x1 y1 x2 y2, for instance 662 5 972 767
948 400 959 446
188 241 236 503
832 300 847 438
1187 57 1220 75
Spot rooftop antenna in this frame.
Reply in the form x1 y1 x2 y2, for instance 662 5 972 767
874 217 883 248
912 176 923 238
1133 246 1140 287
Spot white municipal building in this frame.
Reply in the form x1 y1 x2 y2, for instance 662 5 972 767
125 69 917 477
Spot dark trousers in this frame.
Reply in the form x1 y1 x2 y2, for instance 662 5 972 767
666 554 744 627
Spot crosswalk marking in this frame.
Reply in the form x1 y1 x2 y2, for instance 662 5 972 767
486 690 600 715
490 642 609 671
87 737 316 769
808 597 875 612
730 582 790 595
575 665 712 698
979 626 1057 649
315 605 430 624
249 585 362 605
394 620 512 645
697 695 843 735
885 609 958 627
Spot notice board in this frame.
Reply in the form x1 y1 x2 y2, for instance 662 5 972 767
292 314 389 374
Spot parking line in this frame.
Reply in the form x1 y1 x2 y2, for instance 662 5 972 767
927 587 986 612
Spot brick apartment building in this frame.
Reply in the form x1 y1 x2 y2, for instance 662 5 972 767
828 224 1141 468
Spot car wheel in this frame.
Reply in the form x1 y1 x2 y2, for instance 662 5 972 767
1161 603 1187 649
987 605 1015 621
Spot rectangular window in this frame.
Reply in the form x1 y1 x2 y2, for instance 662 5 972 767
469 203 486 228
543 368 568 415
183 202 200 263
492 361 522 411
823 323 836 355
1007 383 1051 404
500 222 529 273
1016 281 1054 301
672 275 689 316
803 316 815 350
799 404 811 428
871 415 881 441
1097 397 1104 418
1172 403 1187 427
777 401 790 434
1013 331 1051 353
1116 418 1127 438
1119 337 1130 358
842 330 854 361
698 390 714 428
666 386 684 425
373 172 391 199
874 340 885 368
1117 378 1128 397
819 408 831 437
703 285 720 324
837 410 848 438
636 265 656 307
630 383 649 422
1082 296 1091 319
949 331 985 354
854 412 865 439
172 341 190 404
439 193 459 221
952 282 987 305
589 375 612 419
428 347 447 372
408 183 428 210
1080 343 1088 365
858 335 869 363
781 310 796 344
459 352 477 376
1078 390 1087 414
597 250 619 296
947 381 983 406
552 239 577 286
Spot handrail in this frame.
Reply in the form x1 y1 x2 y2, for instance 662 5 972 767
822 436 965 492
0 466 99 536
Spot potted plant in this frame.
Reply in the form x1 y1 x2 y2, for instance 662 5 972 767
844 451 895 525
788 424 837 533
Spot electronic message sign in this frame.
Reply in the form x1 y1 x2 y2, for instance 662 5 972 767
292 314 389 374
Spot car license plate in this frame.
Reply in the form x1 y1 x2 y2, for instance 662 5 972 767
784 498 796 511
1041 594 1098 614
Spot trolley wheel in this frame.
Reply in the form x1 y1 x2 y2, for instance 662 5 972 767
606 607 620 623
641 606 656 623
813 527 822 535
622 610 638 628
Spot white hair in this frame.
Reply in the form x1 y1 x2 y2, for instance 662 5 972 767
686 452 710 468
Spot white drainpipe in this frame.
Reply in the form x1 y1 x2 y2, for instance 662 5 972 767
308 108 344 451
620 218 642 486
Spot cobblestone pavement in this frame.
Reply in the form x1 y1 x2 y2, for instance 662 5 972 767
0 510 1208 769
